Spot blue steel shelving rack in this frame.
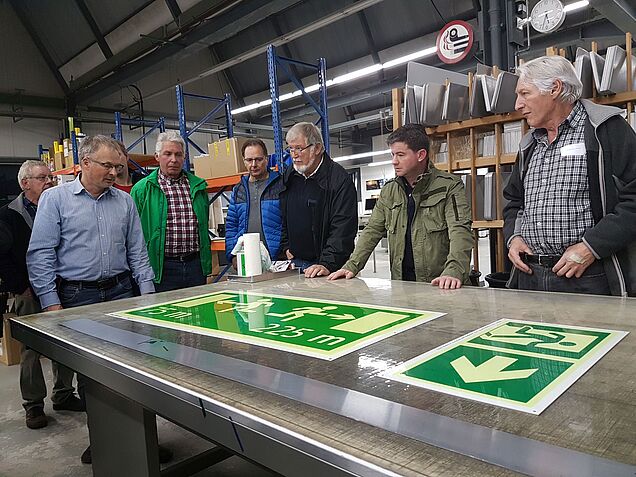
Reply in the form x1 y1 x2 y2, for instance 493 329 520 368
267 44 329 174
175 85 234 172
114 112 166 175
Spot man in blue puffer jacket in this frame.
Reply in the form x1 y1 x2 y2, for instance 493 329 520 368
226 139 284 264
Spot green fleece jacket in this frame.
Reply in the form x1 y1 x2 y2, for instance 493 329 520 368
343 164 473 283
131 169 211 283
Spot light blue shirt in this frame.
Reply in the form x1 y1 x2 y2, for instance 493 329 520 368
27 177 155 308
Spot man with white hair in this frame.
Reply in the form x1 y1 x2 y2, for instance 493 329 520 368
504 55 636 296
279 122 357 278
0 161 80 429
131 131 211 291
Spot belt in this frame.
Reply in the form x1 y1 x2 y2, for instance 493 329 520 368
164 251 199 262
60 271 131 290
521 253 561 268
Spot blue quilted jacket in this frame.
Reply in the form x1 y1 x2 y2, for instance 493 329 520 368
225 171 284 261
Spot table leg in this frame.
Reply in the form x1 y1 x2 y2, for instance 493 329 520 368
85 377 161 477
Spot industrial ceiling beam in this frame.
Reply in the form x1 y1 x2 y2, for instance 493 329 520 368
164 0 183 27
74 0 113 58
357 11 381 64
72 0 301 104
140 0 387 103
8 0 70 95
588 0 636 34
0 92 65 110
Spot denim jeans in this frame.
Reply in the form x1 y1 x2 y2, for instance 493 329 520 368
155 258 206 293
17 293 75 411
59 275 135 402
517 260 611 295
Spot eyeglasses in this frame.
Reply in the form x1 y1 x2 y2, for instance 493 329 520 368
243 156 266 165
87 159 125 173
285 144 314 155
28 175 57 182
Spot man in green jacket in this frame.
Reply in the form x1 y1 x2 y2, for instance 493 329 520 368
328 124 473 289
131 131 211 292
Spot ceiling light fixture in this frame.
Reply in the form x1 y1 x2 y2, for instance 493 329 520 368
367 160 394 167
563 0 589 13
333 149 391 162
231 45 438 115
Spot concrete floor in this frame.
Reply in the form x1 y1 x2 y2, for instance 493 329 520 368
0 237 491 477
0 360 278 477
0 360 280 477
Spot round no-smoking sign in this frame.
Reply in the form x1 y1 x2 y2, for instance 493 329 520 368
436 20 474 64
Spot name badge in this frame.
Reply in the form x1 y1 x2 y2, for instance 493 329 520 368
560 143 586 156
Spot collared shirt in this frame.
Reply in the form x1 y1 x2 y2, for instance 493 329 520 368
520 101 594 255
22 195 37 221
157 171 199 256
27 176 155 308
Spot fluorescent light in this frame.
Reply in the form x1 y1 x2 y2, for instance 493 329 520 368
564 0 589 12
382 46 437 69
231 46 438 115
333 149 391 162
367 160 393 167
331 64 383 85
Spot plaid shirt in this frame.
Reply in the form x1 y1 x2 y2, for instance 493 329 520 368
520 101 594 255
158 171 199 256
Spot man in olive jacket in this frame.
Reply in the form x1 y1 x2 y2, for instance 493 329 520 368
131 131 211 292
329 124 473 289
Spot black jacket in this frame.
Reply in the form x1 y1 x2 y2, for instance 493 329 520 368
0 193 34 294
503 99 636 297
280 153 358 272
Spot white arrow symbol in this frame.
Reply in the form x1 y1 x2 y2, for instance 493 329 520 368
451 355 538 383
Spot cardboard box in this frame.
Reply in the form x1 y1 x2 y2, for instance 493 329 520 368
1 314 22 366
193 154 212 179
206 137 248 179
53 152 65 171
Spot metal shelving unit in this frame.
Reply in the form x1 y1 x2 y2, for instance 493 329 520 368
114 112 166 174
267 44 329 174
175 85 233 171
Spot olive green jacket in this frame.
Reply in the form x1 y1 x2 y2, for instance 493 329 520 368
343 164 473 283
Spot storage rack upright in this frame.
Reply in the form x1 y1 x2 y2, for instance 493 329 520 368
267 44 329 174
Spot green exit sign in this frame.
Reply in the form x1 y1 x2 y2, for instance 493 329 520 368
385 320 627 414
110 290 444 360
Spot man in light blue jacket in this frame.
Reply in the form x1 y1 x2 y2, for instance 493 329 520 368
225 139 284 264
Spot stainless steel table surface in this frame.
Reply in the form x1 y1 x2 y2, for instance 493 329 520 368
10 276 636 477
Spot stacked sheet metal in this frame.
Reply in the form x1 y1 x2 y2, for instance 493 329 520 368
574 48 594 99
600 46 636 95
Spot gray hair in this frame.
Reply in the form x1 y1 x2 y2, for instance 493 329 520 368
17 160 49 188
516 55 582 104
155 131 185 155
78 135 121 162
286 122 324 147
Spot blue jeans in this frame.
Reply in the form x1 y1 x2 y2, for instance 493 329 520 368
517 260 611 295
59 275 135 402
155 257 206 293
292 258 317 273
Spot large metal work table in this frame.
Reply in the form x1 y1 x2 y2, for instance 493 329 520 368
10 276 636 477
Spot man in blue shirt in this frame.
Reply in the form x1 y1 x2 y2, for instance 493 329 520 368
26 135 171 464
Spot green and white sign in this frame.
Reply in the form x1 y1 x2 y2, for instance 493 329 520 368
109 290 444 360
384 319 627 414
